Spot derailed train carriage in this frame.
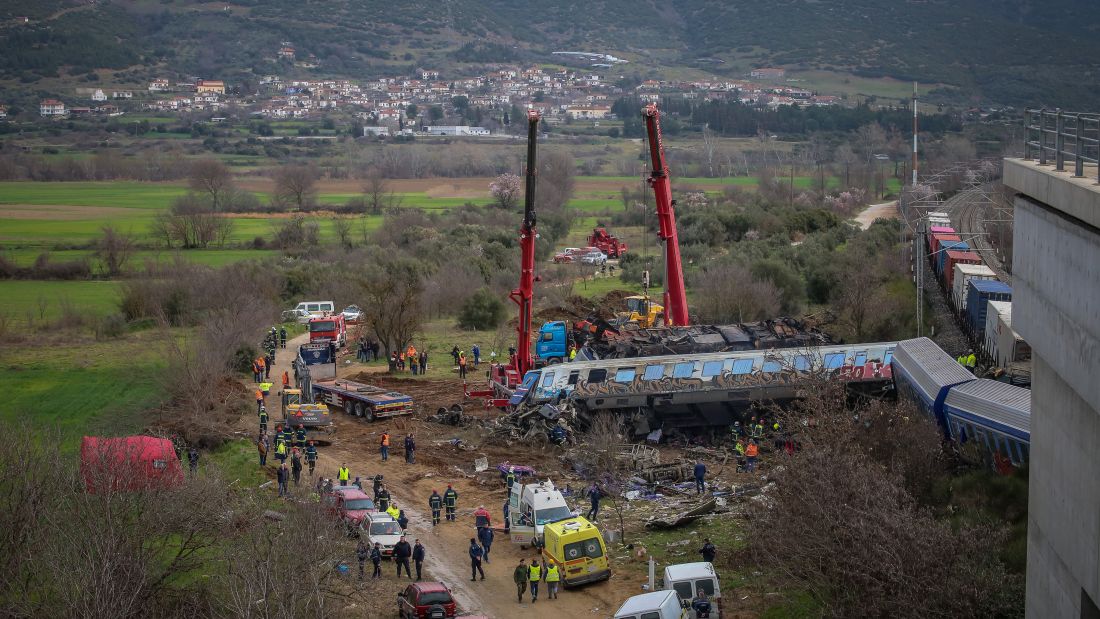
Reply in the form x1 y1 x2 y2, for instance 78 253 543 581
890 337 1031 467
510 342 898 435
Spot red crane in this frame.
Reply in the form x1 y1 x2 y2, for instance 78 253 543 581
466 110 541 406
642 103 690 326
509 109 541 378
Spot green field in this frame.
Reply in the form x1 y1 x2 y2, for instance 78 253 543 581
0 280 122 321
0 332 167 447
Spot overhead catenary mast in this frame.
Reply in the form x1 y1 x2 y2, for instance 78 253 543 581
912 81 919 185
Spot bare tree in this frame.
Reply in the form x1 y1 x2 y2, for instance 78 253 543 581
188 158 234 211
691 263 782 323
576 413 632 542
331 217 353 249
362 167 402 215
96 225 136 277
273 164 318 211
159 194 233 249
536 150 576 212
354 256 424 358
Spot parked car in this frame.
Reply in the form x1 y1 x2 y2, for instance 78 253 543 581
361 512 403 557
580 250 608 266
341 305 364 323
397 582 457 619
281 308 312 324
323 487 377 527
553 247 600 263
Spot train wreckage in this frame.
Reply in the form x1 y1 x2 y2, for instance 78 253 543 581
495 341 897 438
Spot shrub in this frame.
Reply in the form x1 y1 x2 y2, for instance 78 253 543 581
457 287 505 330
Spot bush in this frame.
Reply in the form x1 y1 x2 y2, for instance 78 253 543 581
95 313 128 340
457 287 505 330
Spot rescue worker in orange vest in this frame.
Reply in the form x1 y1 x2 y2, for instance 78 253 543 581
255 388 264 413
745 439 759 472
458 352 468 380
282 370 290 389
380 431 390 461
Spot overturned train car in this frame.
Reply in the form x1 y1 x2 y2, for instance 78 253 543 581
511 342 897 434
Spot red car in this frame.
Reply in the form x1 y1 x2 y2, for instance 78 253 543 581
397 582 457 619
322 487 376 526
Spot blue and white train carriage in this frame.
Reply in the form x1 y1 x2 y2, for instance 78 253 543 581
891 337 1031 467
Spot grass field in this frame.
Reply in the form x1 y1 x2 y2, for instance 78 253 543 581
0 280 122 321
0 331 168 448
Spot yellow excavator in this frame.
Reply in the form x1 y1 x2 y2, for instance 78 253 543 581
618 295 665 328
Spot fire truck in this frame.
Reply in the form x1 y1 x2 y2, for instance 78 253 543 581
586 228 627 258
308 314 346 348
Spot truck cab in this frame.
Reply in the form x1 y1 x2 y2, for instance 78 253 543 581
536 321 570 364
308 314 346 348
664 562 721 618
280 388 332 430
508 480 573 545
614 590 687 619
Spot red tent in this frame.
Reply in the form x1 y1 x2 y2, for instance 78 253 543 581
80 436 184 494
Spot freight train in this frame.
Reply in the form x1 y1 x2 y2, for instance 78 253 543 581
926 224 1030 378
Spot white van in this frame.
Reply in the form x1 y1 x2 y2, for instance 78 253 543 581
294 301 335 317
614 590 687 619
664 562 721 618
508 479 573 546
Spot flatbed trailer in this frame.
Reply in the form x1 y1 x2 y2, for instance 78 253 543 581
311 378 414 422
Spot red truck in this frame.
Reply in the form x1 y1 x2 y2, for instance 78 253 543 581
308 314 346 348
587 227 627 258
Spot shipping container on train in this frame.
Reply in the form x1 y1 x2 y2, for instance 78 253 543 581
966 280 1013 335
943 250 983 290
952 264 997 310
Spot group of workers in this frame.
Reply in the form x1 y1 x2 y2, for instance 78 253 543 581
957 348 978 372
388 345 429 375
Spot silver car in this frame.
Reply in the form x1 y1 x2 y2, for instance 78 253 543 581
580 251 608 266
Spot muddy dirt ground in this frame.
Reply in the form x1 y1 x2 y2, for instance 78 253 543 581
246 334 750 618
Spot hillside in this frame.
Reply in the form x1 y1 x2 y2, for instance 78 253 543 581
0 0 1097 107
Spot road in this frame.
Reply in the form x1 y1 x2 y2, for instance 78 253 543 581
262 335 622 617
854 200 899 230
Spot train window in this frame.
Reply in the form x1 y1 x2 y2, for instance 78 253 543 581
587 369 607 384
702 361 724 377
762 360 782 373
614 368 636 383
793 356 811 371
673 362 695 378
540 371 556 388
727 359 754 375
643 364 665 381
854 352 867 366
823 353 845 370
567 372 579 386
1019 443 1029 461
883 351 893 365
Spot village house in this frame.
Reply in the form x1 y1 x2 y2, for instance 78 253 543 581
278 46 295 60
39 99 67 116
148 79 170 92
196 80 226 94
0 106 8 119
90 89 107 102
112 90 133 99
565 105 611 120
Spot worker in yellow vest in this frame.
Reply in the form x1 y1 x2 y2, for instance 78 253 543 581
386 502 400 520
528 559 543 602
275 439 287 464
338 464 350 486
544 562 560 599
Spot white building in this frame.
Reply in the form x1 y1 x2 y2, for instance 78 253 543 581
421 125 490 136
39 99 66 116
91 89 107 102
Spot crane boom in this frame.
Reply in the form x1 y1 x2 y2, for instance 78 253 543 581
508 110 541 377
642 103 690 326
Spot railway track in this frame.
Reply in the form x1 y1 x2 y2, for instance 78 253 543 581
950 185 1012 284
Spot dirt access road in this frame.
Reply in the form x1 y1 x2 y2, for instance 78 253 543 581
855 200 899 230
261 335 625 618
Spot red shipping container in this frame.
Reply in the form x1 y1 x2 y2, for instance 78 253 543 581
930 226 955 234
930 233 961 256
944 250 982 289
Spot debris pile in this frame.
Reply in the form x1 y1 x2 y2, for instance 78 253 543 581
579 317 834 359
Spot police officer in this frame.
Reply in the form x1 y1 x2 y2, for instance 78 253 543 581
304 440 318 476
443 484 458 521
290 450 302 486
469 538 485 581
429 489 443 525
373 474 383 500
412 539 426 581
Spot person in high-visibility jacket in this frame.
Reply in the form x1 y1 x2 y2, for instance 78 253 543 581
568 345 577 362
338 464 350 486
275 439 287 464
386 502 400 520
380 432 390 461
528 560 543 602
545 562 561 599
282 370 289 389
444 485 458 521
258 406 268 434
255 389 264 413
745 440 759 472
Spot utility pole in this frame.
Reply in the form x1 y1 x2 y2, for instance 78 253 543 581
911 82 919 186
